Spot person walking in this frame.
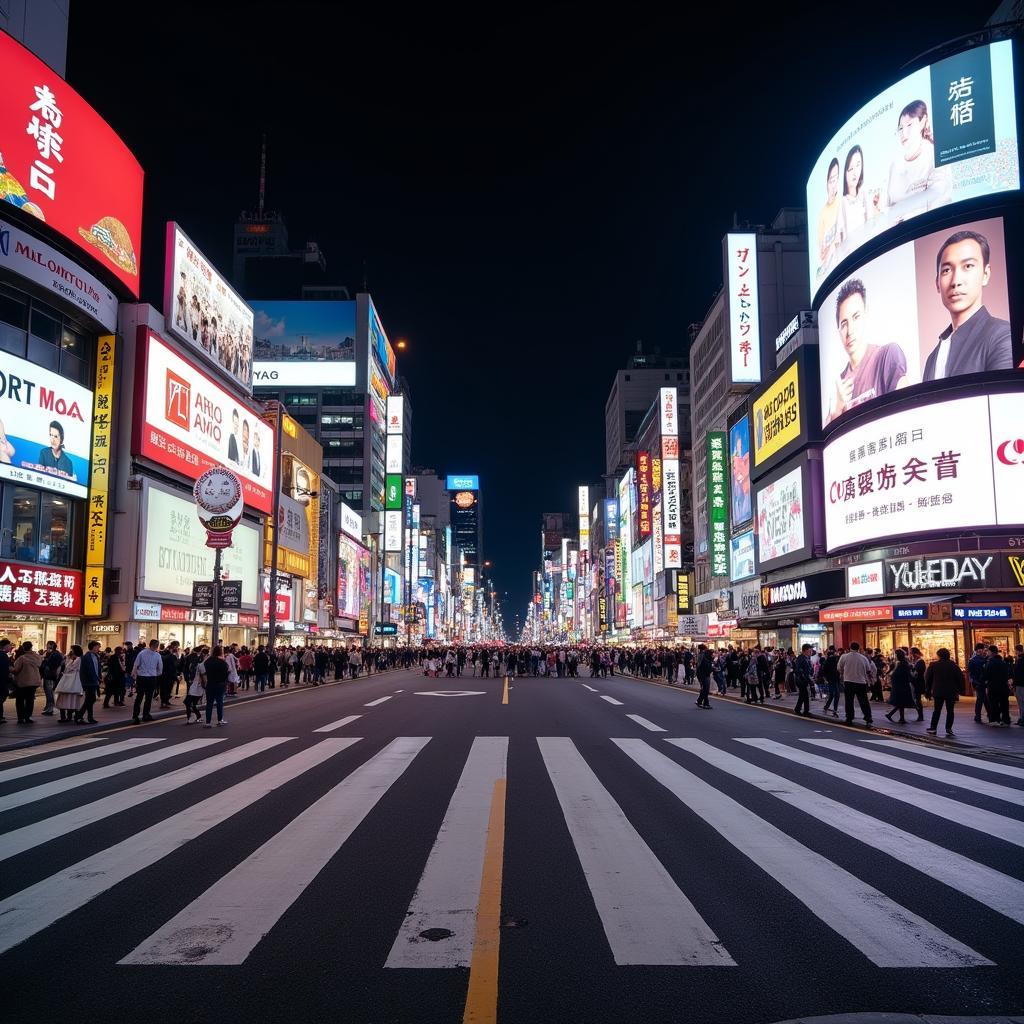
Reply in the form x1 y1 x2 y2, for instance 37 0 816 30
884 649 916 725
967 643 990 724
0 637 11 723
131 638 163 723
909 647 926 721
821 646 841 717
925 648 962 737
54 646 84 723
40 639 63 717
11 641 42 725
1013 644 1024 727
184 649 206 723
159 641 180 709
102 646 127 708
985 645 1012 728
695 644 713 709
253 646 271 693
77 640 103 724
793 644 814 717
837 642 874 727
202 645 230 727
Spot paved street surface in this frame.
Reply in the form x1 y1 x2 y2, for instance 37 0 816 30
2 667 1023 1024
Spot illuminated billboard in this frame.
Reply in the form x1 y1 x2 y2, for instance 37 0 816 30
755 463 806 572
819 216 1016 429
730 528 756 583
251 300 356 388
446 474 479 491
807 40 1019 300
729 415 751 528
726 233 761 383
337 533 369 621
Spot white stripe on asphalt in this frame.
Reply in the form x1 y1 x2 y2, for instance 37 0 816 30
625 715 667 733
364 696 393 707
803 739 1024 808
0 738 293 863
0 739 223 813
672 738 1024 928
313 715 363 733
122 737 423 965
0 738 163 784
0 736 103 765
600 696 624 706
386 737 508 968
738 739 1024 849
615 739 989 967
538 737 733 966
0 738 353 957
580 684 598 692
865 739 1024 780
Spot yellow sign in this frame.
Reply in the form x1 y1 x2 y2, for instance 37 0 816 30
753 360 801 466
85 335 115 618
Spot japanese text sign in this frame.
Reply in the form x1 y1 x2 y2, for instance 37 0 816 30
726 233 761 384
706 432 730 576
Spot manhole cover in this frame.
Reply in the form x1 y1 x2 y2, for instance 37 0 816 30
418 928 454 942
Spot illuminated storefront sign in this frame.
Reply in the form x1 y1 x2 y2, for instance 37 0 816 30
0 560 81 615
706 432 729 576
726 233 760 384
84 335 115 616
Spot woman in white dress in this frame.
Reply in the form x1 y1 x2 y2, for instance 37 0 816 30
54 645 84 723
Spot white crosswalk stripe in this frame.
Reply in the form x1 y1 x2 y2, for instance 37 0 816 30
599 695 624 706
625 715 667 733
865 739 1024 780
313 715 363 733
0 738 163 784
803 738 1024 807
364 696 393 707
0 737 293 863
386 737 508 968
739 738 1024 848
539 736 734 966
614 739 990 967
123 737 422 965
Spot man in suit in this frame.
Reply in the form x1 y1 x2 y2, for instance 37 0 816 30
923 230 1013 381
227 408 241 465
251 430 262 478
77 640 102 724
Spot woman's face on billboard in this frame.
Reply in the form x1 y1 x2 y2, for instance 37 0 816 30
897 113 925 159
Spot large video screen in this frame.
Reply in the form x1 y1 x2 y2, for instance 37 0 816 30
252 300 356 388
729 416 752 528
819 216 1017 428
807 41 1019 300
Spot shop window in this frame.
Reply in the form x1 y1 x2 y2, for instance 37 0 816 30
27 334 59 370
6 487 39 561
1 485 78 567
0 321 26 357
39 494 71 566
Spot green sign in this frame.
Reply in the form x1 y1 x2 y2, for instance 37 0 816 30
706 432 730 577
385 474 402 510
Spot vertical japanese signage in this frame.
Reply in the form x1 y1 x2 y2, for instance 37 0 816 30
726 233 760 384
84 334 115 617
578 485 590 554
652 499 664 576
659 387 678 438
707 431 730 576
636 452 652 536
662 458 682 570
676 571 693 614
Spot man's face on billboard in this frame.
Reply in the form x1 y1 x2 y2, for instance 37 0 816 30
837 291 867 362
826 164 839 202
936 239 989 318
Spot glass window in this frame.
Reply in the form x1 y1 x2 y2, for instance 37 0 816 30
27 333 59 370
38 493 71 566
29 306 61 346
0 321 26 357
61 325 86 358
6 487 40 562
60 352 88 386
0 286 28 330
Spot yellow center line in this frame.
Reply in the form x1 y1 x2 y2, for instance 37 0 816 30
462 777 507 1024
501 677 509 705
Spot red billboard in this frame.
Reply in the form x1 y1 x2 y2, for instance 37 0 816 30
0 560 82 615
0 32 144 296
636 450 652 537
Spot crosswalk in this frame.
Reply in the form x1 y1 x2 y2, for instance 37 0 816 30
0 730 1021 969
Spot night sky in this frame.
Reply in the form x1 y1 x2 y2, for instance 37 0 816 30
68 2 985 628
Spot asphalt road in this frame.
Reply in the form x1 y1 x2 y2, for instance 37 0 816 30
1 666 1023 1024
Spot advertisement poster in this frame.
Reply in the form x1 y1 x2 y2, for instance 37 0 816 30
807 40 1018 299
140 483 259 607
730 529 756 582
0 560 81 615
369 299 397 386
756 464 805 566
706 432 729 576
752 361 801 466
166 224 254 390
136 330 274 514
819 217 1015 428
729 416 752 526
337 533 368 621
0 349 93 499
0 32 144 295
726 233 761 383
823 393 1024 551
252 300 356 388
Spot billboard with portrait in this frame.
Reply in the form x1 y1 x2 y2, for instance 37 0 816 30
251 300 356 388
730 528 756 583
818 216 1017 429
754 455 825 573
807 40 1019 300
337 533 368 621
729 415 752 528
0 32 144 295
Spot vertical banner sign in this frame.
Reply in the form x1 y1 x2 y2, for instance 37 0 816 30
652 457 662 493
659 387 678 437
662 459 682 569
727 233 761 384
636 451 652 536
707 432 730 576
676 571 693 614
578 485 590 555
84 335 115 617
652 499 664 576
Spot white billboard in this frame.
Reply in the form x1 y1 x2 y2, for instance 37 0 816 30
847 561 885 598
823 393 1024 551
164 223 254 390
386 395 405 436
384 510 402 552
726 232 761 384
140 482 259 607
252 362 356 388
0 350 92 499
730 528 756 583
755 464 805 566
662 458 682 569
340 501 362 540
386 433 403 474
659 387 679 437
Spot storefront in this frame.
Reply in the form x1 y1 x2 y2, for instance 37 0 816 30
0 560 85 651
756 568 845 652
126 601 260 650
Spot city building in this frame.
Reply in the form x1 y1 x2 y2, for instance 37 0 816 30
0 0 68 75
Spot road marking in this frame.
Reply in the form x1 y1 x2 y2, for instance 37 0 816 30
738 739 1024 848
865 739 1024 780
580 684 598 693
0 738 163 784
615 739 989 967
803 739 1024 807
313 715 363 733
538 736 733 966
672 738 1024 927
0 739 223 813
122 737 421 965
625 715 667 733
0 736 103 764
415 691 486 697
364 696 393 707
599 696 624 706
394 690 405 693
0 738 292 862
388 737 508 968
462 778 506 1024
502 678 509 705
0 738 353 957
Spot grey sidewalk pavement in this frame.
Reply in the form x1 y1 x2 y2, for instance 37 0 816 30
769 1015 1024 1024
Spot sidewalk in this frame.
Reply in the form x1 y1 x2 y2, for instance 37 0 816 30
614 670 1024 759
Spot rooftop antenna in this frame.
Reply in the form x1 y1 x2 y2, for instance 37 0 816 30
258 134 267 218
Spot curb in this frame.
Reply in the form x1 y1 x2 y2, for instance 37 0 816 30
764 1015 1024 1024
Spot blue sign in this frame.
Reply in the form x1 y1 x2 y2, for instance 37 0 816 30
446 475 479 491
953 605 1012 620
604 499 619 542
374 623 398 636
893 605 929 620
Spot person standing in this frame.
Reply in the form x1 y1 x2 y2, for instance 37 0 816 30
202 645 229 727
821 646 841 717
1014 644 1024 727
884 650 916 725
985 645 1012 727
925 648 961 737
909 646 926 721
159 641 180 709
225 644 240 696
54 646 83 723
695 644 713 709
967 643 990 724
0 637 11 722
131 638 163 723
77 640 103 724
11 641 42 724
40 639 63 716
793 645 814 717
837 642 874 727
253 646 270 693
103 646 127 707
